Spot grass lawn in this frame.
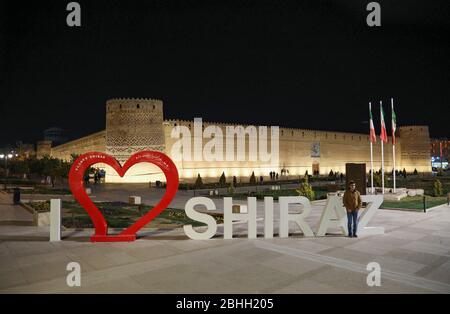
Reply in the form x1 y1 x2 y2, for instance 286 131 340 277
21 187 71 195
28 201 222 229
6 186 71 195
381 195 448 211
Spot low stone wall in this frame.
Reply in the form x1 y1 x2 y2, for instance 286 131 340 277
19 202 51 227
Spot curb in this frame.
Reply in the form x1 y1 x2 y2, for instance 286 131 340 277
18 202 38 226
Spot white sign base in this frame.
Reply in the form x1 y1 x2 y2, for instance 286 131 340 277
50 199 61 242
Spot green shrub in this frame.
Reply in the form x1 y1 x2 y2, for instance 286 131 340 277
30 201 50 212
433 179 443 196
296 176 315 201
219 172 227 186
227 184 235 195
373 172 382 187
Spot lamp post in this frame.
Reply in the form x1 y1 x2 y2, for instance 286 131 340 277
0 152 15 190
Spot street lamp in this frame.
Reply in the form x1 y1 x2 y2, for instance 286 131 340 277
0 152 16 189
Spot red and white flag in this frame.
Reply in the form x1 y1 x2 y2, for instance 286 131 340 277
380 102 388 143
369 102 376 143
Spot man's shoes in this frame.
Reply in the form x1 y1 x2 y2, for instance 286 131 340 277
353 234 358 238
348 234 353 238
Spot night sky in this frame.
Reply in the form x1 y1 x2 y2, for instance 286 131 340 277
1 0 449 147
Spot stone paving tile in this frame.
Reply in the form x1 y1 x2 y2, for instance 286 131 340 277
371 255 427 275
401 227 438 237
291 266 372 293
272 278 346 294
258 254 326 276
267 237 333 253
384 230 428 241
4 241 31 252
319 247 378 265
363 278 436 294
0 269 28 290
400 241 450 256
103 251 140 265
20 261 69 284
308 236 354 248
14 251 71 268
218 245 282 264
161 239 226 252
419 235 450 247
213 264 295 293
344 238 404 256
204 251 257 271
66 276 147 294
362 235 413 247
0 255 20 272
407 223 444 231
0 242 11 254
125 244 182 262
64 252 129 270
115 238 166 248
421 261 450 283
431 230 450 238
384 248 448 266
130 264 228 293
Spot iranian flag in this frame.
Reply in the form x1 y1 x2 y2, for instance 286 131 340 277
380 102 388 143
391 99 397 145
369 102 376 143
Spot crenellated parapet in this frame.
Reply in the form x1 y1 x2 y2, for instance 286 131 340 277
106 98 163 112
41 98 432 181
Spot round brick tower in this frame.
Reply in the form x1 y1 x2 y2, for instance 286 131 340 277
106 98 165 163
105 98 166 182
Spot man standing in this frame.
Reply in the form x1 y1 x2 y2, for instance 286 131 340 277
343 181 362 238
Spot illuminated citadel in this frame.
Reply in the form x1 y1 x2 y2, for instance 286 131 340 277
36 98 431 183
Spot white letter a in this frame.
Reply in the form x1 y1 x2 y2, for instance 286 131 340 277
366 2 381 27
66 2 81 27
66 262 81 287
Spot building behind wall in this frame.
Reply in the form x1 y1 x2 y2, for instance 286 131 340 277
37 98 432 183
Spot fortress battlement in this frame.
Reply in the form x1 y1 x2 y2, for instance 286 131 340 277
41 98 432 181
106 98 163 112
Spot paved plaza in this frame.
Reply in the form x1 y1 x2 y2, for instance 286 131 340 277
1 186 450 294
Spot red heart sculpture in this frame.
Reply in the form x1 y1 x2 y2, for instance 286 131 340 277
68 151 179 242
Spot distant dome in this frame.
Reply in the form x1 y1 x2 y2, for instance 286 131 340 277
43 127 68 145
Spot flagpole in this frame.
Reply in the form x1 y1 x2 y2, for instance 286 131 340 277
392 98 396 194
381 140 385 194
370 140 374 194
369 102 374 194
380 101 385 195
